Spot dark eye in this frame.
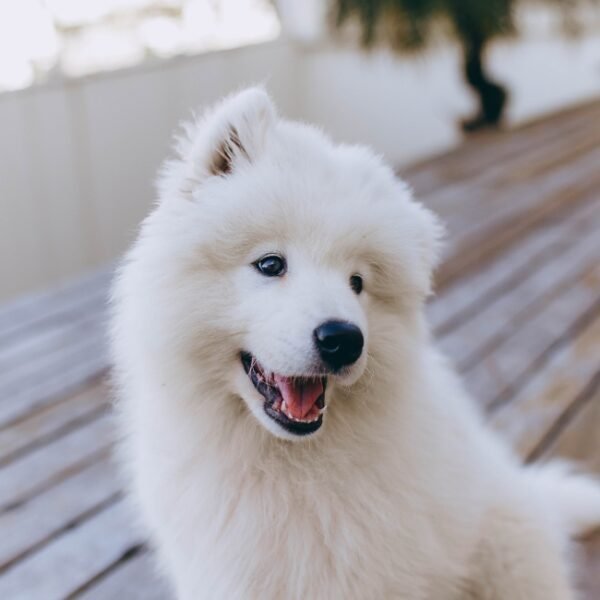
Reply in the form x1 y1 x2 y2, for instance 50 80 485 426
350 274 363 294
254 254 287 277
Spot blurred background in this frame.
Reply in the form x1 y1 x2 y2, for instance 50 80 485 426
0 2 599 598
0 0 599 302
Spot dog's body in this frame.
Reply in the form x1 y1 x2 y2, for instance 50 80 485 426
111 89 600 599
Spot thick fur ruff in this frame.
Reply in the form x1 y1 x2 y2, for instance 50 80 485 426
111 88 600 599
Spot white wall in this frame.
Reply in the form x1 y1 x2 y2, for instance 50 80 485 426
301 34 600 166
1 25 599 303
301 45 470 166
0 41 302 302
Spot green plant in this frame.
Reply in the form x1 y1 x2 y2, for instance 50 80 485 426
334 0 589 131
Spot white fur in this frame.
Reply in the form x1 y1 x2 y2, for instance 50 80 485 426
111 88 600 599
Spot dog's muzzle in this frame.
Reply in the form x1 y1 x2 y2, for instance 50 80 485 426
241 352 327 436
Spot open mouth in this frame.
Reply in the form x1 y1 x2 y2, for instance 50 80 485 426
241 352 326 436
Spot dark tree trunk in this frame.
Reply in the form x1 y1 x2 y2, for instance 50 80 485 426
461 36 509 132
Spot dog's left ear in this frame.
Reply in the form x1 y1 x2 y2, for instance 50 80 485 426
188 87 276 181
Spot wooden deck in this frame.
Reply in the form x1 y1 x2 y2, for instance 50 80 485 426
1 100 599 599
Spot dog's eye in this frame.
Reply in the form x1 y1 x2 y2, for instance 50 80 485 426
254 254 287 277
350 274 363 294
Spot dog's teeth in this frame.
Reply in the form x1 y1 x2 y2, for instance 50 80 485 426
277 399 323 423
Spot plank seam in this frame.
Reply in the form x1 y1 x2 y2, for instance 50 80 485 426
0 404 109 468
433 194 599 337
66 543 147 599
0 447 112 515
487 297 600 414
0 368 109 433
458 258 600 374
525 369 600 464
0 491 123 574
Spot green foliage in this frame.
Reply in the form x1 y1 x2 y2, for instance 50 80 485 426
334 0 583 51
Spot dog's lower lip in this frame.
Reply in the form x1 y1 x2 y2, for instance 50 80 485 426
241 352 326 435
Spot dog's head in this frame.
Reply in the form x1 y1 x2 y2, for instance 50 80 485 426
122 88 443 441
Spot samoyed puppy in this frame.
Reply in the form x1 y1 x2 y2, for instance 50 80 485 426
111 88 600 599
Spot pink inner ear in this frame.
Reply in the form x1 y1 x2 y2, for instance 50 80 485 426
198 88 276 180
209 126 248 177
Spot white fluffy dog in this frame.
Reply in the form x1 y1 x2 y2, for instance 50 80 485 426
111 88 600 599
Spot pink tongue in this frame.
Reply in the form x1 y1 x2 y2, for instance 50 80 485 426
273 376 323 420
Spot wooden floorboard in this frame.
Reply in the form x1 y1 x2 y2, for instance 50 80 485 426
0 458 120 571
0 100 598 598
427 194 600 335
403 99 600 193
465 262 600 410
489 314 600 461
0 380 107 467
0 499 143 600
438 218 600 373
0 268 112 342
76 550 170 600
0 414 113 512
538 384 600 599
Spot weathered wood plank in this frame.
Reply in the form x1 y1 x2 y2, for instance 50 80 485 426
579 530 600 600
0 380 108 466
0 499 142 600
405 100 600 195
436 161 600 289
413 106 600 219
0 312 107 394
438 222 600 371
0 413 113 511
0 457 120 571
0 356 108 431
78 551 171 600
496 125 600 186
0 267 111 341
536 385 600 478
0 297 106 373
464 262 600 410
428 194 600 335
489 314 600 458
450 148 600 247
419 126 600 232
533 387 600 600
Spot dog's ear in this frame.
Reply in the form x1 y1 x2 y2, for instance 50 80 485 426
188 87 276 181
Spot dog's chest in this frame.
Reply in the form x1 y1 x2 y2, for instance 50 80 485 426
184 465 464 599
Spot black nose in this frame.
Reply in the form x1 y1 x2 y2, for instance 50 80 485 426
314 320 364 370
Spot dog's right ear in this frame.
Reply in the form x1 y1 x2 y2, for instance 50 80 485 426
184 87 276 184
